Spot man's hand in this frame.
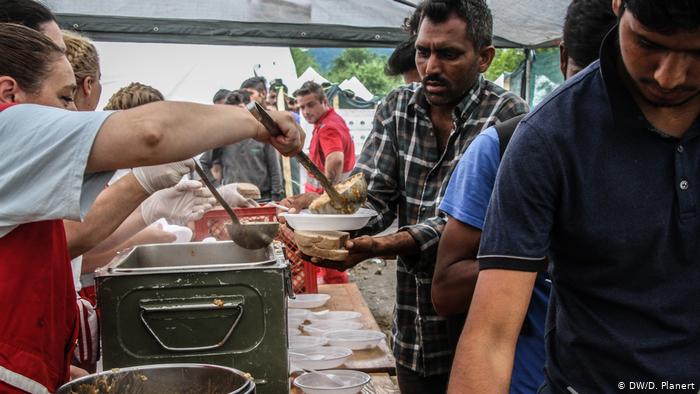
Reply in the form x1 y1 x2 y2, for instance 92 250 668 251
279 192 319 213
132 159 195 194
309 235 377 271
129 223 177 245
252 110 305 156
140 180 216 225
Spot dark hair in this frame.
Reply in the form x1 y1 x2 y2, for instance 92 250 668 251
0 23 63 94
103 82 164 110
386 37 417 76
403 2 424 36
240 76 267 94
419 0 493 49
212 88 230 103
563 0 617 68
269 78 288 94
293 81 326 103
0 0 56 30
224 89 252 106
622 0 699 34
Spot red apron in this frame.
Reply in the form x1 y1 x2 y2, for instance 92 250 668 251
0 103 78 393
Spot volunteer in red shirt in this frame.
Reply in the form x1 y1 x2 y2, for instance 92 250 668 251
295 81 355 194
0 22 302 394
294 81 355 284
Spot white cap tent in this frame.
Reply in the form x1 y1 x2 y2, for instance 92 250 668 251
47 0 569 49
339 77 375 101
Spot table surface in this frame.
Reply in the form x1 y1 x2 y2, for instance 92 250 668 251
311 283 396 374
290 372 399 394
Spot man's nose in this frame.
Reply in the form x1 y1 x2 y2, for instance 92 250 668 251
425 53 442 76
654 52 690 90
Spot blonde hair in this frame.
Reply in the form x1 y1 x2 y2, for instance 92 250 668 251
63 30 99 83
104 82 165 110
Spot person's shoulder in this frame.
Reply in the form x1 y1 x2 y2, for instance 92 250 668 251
481 80 525 104
379 83 420 111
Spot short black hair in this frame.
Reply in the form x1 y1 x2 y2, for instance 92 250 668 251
385 37 417 76
293 81 326 103
563 0 617 69
419 0 493 49
224 89 252 106
0 0 56 30
622 0 700 34
269 78 288 94
240 76 267 94
212 88 230 103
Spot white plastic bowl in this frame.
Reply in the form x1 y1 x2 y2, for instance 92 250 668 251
308 311 362 323
288 294 331 309
294 369 370 394
289 346 353 370
288 308 311 321
303 321 364 337
323 330 386 350
280 208 378 231
288 328 302 337
289 336 328 352
288 317 305 329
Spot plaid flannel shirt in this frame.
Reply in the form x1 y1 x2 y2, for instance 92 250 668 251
353 77 528 376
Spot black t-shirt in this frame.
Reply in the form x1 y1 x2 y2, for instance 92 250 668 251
478 29 700 393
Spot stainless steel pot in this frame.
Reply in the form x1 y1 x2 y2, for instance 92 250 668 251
57 363 255 394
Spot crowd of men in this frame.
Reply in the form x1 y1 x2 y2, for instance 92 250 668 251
0 0 698 393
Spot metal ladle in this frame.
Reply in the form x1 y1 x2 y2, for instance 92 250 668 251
193 162 279 249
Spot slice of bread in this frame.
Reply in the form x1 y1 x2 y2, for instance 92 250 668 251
297 244 349 261
294 230 349 250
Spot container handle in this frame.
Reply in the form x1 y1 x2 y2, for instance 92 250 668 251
139 299 244 352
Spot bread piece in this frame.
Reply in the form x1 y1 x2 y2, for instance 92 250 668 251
294 230 349 250
236 183 261 200
298 244 349 261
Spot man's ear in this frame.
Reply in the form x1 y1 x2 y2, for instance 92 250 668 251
559 42 568 78
81 76 94 97
0 77 20 104
478 45 496 74
611 0 623 17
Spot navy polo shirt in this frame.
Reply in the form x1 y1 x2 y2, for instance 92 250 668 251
478 29 700 393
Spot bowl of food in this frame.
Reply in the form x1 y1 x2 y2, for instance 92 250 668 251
289 346 353 370
293 369 370 394
280 208 377 232
323 330 386 350
288 294 331 309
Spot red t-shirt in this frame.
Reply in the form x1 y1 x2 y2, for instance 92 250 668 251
305 108 356 194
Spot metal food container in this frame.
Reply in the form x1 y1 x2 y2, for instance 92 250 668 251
57 363 255 394
95 241 291 394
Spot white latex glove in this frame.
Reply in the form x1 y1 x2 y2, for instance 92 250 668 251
217 183 258 208
132 159 195 194
140 179 216 225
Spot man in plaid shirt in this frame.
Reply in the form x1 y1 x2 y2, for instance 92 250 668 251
286 0 527 391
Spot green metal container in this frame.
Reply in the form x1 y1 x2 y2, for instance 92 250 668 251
95 241 291 394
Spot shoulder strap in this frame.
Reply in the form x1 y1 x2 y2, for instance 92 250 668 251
495 114 526 158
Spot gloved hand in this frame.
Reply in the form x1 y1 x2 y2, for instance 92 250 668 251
217 183 258 208
132 159 195 194
140 179 216 225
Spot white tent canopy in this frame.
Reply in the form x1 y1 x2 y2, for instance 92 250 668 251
47 0 569 48
339 77 375 101
95 42 296 108
290 66 329 92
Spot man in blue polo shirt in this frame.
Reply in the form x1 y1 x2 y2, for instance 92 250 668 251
447 0 700 393
433 1 616 392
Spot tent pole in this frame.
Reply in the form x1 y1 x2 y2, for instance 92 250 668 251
521 48 534 105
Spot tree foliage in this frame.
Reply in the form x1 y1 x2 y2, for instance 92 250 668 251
327 48 402 97
290 47 320 77
485 48 526 81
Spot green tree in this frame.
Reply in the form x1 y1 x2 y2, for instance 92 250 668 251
290 47 320 77
485 48 526 81
327 48 402 97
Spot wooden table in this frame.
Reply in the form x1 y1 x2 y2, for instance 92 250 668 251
311 283 396 374
290 372 399 394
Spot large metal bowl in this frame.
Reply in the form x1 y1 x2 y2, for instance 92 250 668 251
57 363 255 394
